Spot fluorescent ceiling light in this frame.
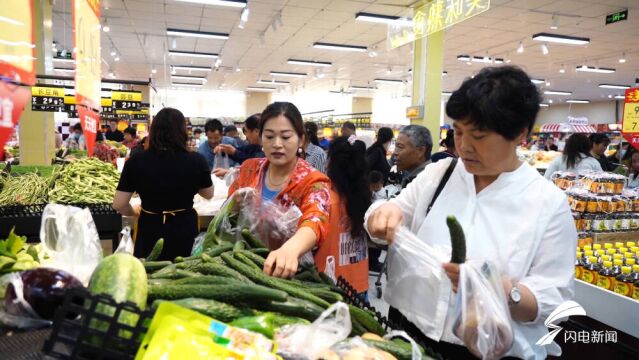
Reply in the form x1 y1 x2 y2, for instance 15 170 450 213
598 84 629 89
166 28 229 40
355 12 400 24
53 57 74 63
313 42 367 52
374 78 403 84
566 99 590 104
174 0 246 8
442 71 447 76
270 71 307 78
329 90 353 94
615 95 625 100
169 50 219 58
540 103 549 107
287 59 332 67
531 79 546 84
171 75 207 81
350 86 375 91
457 55 471 61
54 68 74 73
576 66 615 74
442 92 452 96
172 65 212 71
532 32 590 45
257 79 289 85
246 86 276 92
172 82 203 87
544 90 572 96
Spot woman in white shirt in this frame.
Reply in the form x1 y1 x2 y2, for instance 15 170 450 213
544 133 602 179
366 66 576 360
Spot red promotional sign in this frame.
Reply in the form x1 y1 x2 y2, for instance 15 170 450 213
0 80 29 160
78 105 98 157
621 87 639 151
0 1 36 86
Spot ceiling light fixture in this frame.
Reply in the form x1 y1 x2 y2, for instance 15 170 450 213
442 71 448 76
287 59 332 67
544 90 572 96
114 56 120 61
102 19 110 32
599 84 630 89
169 50 219 58
517 41 524 53
54 68 75 73
174 0 247 8
374 78 403 84
531 79 545 84
540 103 549 107
619 52 626 63
171 37 177 49
549 99 554 103
151 68 157 74
615 95 625 100
313 42 367 52
457 55 471 61
110 48 116 56
532 32 590 45
386 66 392 74
53 57 74 63
575 66 615 74
550 15 559 30
214 58 222 68
270 71 307 78
442 91 452 96
172 65 212 72
172 82 204 87
238 7 250 28
355 12 403 25
257 79 289 85
108 71 115 78
246 86 276 92
171 75 207 81
566 99 590 104
541 43 549 55
559 64 566 73
166 28 230 40
350 86 376 91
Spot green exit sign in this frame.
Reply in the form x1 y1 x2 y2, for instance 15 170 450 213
606 9 628 25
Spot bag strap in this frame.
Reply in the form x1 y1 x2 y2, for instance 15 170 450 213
426 158 458 216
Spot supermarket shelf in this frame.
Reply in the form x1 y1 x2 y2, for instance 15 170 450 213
574 279 639 338
592 231 639 244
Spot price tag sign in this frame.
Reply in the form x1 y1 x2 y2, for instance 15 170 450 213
111 91 142 110
31 86 65 111
78 105 99 157
0 80 30 159
621 88 639 150
73 0 101 111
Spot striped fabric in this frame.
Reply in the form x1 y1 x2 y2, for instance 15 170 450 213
305 143 327 174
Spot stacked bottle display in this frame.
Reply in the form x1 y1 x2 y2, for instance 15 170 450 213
575 241 639 301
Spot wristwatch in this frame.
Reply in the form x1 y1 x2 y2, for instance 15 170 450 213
509 283 522 306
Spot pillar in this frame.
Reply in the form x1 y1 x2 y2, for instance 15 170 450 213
245 91 272 117
352 97 372 114
411 2 444 146
19 0 55 165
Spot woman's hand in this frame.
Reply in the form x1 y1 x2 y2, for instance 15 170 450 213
212 168 229 178
366 202 404 244
442 263 460 292
263 245 299 279
214 144 236 155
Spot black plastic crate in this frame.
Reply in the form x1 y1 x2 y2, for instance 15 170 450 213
42 287 154 360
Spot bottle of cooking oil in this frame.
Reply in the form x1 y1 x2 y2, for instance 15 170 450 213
625 253 636 266
597 261 615 290
575 251 584 280
595 250 607 264
614 266 634 297
583 256 601 285
632 265 639 301
583 250 594 263
607 248 618 256
604 243 613 251
612 254 624 264
615 242 624 249
619 247 629 255
626 241 636 249
593 243 602 251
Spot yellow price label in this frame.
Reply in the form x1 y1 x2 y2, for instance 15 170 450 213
111 91 142 102
73 0 101 110
31 86 64 98
623 102 639 133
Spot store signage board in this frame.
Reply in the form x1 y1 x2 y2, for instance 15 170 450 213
606 9 628 25
78 106 98 157
31 86 64 111
73 0 101 111
621 87 639 151
388 0 491 49
406 105 423 119
111 91 142 110
0 81 30 160
568 116 589 125
0 1 36 85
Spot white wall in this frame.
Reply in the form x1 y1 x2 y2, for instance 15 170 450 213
535 101 618 125
272 92 352 115
371 94 411 125
151 88 246 118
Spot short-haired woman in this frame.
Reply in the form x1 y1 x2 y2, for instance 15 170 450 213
113 108 214 260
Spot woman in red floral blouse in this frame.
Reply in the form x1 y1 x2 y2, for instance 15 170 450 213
229 102 330 279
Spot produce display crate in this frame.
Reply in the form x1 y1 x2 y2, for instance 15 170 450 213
42 287 154 360
0 203 121 246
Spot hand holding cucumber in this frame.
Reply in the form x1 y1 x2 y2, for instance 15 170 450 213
263 245 299 279
366 202 404 243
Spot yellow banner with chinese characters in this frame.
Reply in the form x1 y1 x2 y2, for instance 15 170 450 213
64 95 77 105
73 0 101 110
101 97 112 107
389 0 491 49
0 0 35 85
111 91 143 102
622 88 639 134
31 86 64 98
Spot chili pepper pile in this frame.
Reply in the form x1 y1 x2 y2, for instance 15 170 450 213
48 158 119 204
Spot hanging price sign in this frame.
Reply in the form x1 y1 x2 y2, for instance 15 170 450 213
622 88 639 151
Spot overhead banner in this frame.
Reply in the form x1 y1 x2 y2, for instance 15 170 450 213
0 0 36 85
0 81 30 160
388 0 491 49
622 88 639 151
78 106 99 157
31 86 64 111
73 0 101 111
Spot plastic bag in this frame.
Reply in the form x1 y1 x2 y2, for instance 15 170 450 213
275 302 351 358
190 232 207 256
324 256 336 284
326 337 397 360
213 153 229 170
452 260 514 360
0 273 53 329
114 226 134 255
224 166 240 187
384 227 451 341
39 204 103 285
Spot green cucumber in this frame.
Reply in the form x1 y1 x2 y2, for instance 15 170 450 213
146 238 164 261
233 252 262 271
446 215 466 264
143 261 172 273
318 272 335 286
150 268 199 280
350 319 367 336
249 248 270 257
305 288 343 304
153 298 256 323
253 297 324 322
150 264 178 278
190 261 252 283
233 240 247 251
293 271 315 282
220 252 330 308
241 228 267 249
148 279 172 286
362 339 428 360
171 275 237 285
236 250 266 268
348 304 385 336
230 313 309 339
148 284 288 303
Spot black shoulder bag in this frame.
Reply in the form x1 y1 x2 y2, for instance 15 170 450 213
426 158 458 216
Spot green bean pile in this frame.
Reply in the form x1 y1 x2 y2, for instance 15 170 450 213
48 158 119 204
0 173 50 206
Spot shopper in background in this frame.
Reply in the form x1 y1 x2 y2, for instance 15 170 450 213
589 133 615 171
341 121 356 138
229 102 331 279
65 123 86 150
366 127 394 184
105 119 124 142
394 125 433 189
315 136 371 294
225 124 247 147
213 114 265 177
193 128 203 147
544 137 558 151
366 66 576 359
198 119 237 170
545 133 602 179
431 130 457 163
626 151 639 188
113 107 213 260
302 121 327 173
369 170 386 200
318 131 330 150
122 127 138 149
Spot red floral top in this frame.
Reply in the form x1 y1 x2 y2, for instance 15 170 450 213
229 158 331 246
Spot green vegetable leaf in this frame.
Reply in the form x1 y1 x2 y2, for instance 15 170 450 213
6 228 26 255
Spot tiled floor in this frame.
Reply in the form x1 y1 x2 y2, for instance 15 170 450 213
367 271 390 317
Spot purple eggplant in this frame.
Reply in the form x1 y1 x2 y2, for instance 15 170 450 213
5 268 84 320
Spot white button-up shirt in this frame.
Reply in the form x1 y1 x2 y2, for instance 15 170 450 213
366 158 577 360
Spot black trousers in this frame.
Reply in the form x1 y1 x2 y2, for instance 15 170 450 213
388 307 521 360
134 209 198 261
